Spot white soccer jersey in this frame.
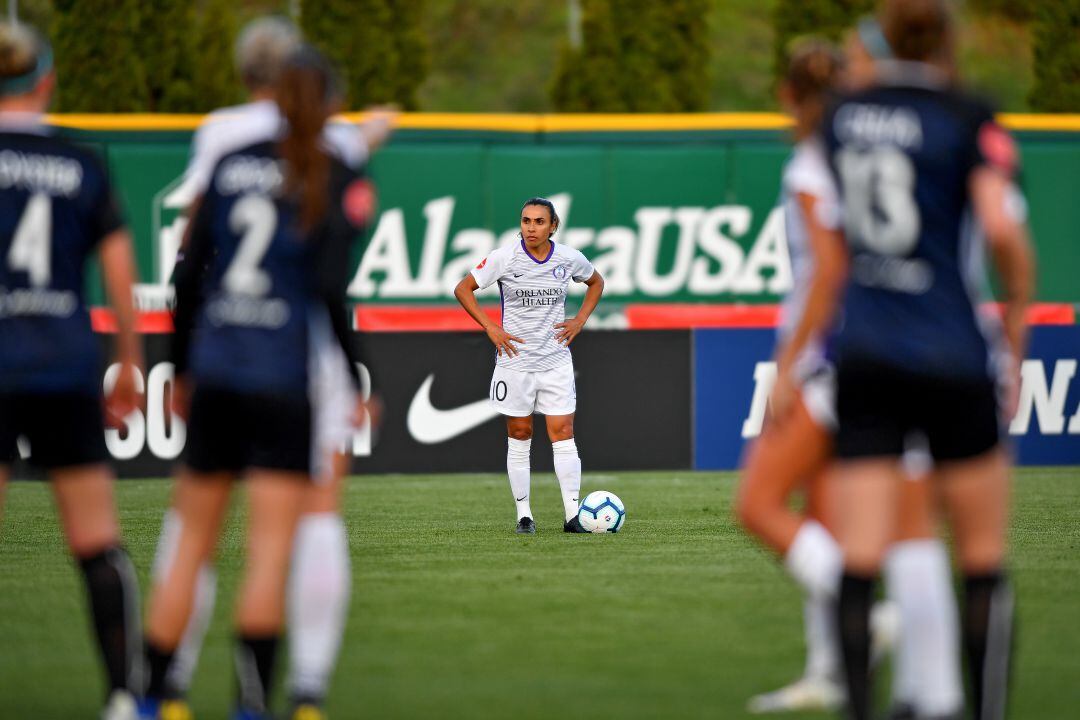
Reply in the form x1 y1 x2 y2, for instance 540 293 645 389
471 238 595 373
167 99 368 208
778 139 841 345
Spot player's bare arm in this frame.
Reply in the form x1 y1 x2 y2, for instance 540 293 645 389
554 270 604 346
454 273 524 357
971 167 1035 418
99 228 143 422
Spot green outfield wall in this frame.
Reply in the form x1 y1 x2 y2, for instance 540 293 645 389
54 113 1080 307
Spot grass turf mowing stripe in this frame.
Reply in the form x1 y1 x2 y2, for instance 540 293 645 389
1 469 1077 718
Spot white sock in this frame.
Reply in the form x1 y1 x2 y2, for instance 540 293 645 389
152 509 217 695
885 539 963 716
784 520 843 599
803 592 840 681
288 512 351 702
507 437 533 521
552 438 582 522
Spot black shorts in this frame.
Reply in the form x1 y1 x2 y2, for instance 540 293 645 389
0 392 109 470
184 385 312 476
834 359 1001 462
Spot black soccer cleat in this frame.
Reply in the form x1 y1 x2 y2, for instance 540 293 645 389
563 516 589 533
515 517 536 534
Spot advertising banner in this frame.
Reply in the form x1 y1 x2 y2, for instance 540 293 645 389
59 119 1080 310
353 330 692 474
32 330 691 478
9 325 1075 476
693 326 1080 470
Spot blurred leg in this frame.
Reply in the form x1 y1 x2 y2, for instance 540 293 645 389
152 506 218 698
737 398 831 555
288 465 350 706
144 472 231 702
833 460 902 720
939 449 1013 720
742 401 844 713
0 466 8 531
234 470 306 714
885 475 963 716
51 466 141 699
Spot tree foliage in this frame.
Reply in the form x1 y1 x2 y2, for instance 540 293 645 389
301 0 430 109
968 0 1038 23
52 0 148 111
551 0 711 112
137 0 196 112
770 0 873 87
1028 0 1080 111
51 0 246 113
190 0 242 111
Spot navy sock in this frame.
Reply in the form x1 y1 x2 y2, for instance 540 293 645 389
235 633 280 713
837 572 874 720
964 572 1014 720
144 640 176 700
79 546 141 695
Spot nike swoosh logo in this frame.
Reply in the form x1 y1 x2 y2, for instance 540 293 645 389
407 374 500 444
513 273 524 278
516 496 528 502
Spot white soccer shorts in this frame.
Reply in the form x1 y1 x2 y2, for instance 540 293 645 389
795 350 837 431
489 362 577 417
310 342 356 483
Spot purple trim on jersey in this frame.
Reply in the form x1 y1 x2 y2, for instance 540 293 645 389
521 237 555 264
498 280 505 324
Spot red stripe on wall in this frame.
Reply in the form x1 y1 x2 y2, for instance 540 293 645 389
354 305 502 332
91 309 174 333
88 303 1076 334
624 304 782 329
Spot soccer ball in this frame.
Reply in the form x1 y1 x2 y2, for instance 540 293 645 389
577 490 626 533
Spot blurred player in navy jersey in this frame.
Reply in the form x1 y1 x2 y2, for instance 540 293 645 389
801 1 1035 717
140 45 373 720
149 17 385 720
0 22 144 720
455 197 604 534
743 30 965 717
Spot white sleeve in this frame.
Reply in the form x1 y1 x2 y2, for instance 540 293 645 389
470 246 512 290
786 142 841 231
323 122 369 171
569 248 595 282
162 122 220 210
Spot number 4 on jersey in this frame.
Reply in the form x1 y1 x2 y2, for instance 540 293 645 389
7 192 52 287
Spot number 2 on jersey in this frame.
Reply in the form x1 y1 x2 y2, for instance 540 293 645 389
837 147 921 257
7 192 52 287
224 194 277 296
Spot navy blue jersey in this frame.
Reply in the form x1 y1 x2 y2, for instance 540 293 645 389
0 128 123 393
173 141 368 397
821 65 1016 380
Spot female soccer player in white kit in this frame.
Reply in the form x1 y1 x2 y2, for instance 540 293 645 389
455 198 604 533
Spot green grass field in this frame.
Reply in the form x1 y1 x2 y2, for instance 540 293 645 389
2 468 1078 718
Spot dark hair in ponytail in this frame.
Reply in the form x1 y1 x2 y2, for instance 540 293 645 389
783 37 843 137
521 197 560 237
276 44 342 233
881 0 953 64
